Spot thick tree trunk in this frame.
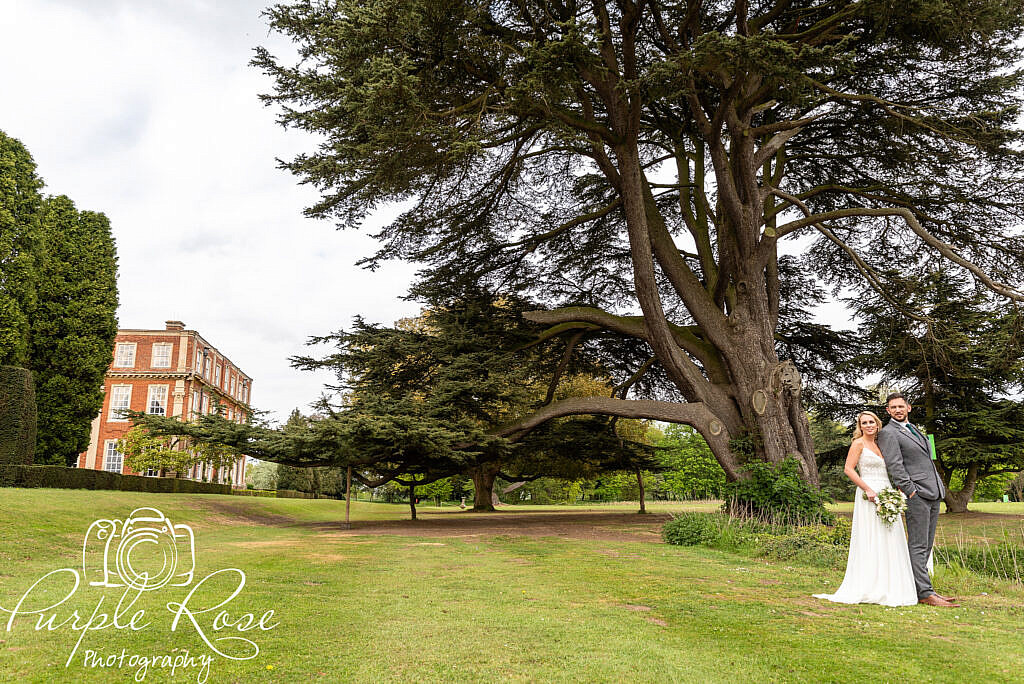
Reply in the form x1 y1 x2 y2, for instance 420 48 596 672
408 483 417 520
467 463 501 512
636 469 646 514
942 464 979 514
707 341 818 485
1011 473 1024 502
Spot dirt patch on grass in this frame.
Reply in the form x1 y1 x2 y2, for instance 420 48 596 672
297 510 673 543
176 499 297 527
228 539 304 549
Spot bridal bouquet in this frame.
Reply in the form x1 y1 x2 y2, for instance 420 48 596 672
862 488 907 527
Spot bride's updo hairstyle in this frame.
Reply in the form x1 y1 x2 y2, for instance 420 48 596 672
851 411 883 441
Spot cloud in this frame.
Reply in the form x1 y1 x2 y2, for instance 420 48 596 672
1 0 420 423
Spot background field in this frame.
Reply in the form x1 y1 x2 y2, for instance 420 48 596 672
1 490 1022 683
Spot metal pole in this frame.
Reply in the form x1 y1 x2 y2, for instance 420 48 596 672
345 466 352 528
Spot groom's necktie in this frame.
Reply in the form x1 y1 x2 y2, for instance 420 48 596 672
906 424 924 441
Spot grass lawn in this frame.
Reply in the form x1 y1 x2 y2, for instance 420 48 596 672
1 490 1022 683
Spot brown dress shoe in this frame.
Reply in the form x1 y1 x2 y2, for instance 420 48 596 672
933 593 957 602
919 594 960 607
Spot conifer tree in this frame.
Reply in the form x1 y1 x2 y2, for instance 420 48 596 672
30 197 118 464
254 1 1024 484
0 131 43 367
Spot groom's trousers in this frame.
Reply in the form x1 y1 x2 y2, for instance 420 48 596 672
906 494 940 600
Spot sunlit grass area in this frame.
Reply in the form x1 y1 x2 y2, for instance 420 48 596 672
1 489 1022 683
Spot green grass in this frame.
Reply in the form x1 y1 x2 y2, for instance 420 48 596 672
1 489 1023 683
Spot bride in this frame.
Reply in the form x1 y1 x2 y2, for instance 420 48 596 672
814 411 918 606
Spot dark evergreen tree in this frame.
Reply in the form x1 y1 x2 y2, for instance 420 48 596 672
0 131 119 465
0 131 43 367
134 295 662 512
31 196 118 465
850 270 1024 512
254 1 1024 485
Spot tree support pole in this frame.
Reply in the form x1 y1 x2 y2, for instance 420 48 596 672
345 466 352 529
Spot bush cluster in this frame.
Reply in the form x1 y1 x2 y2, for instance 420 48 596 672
663 512 851 568
722 457 836 525
0 464 231 494
661 512 720 546
758 519 851 566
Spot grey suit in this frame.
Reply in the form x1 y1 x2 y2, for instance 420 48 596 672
878 420 945 600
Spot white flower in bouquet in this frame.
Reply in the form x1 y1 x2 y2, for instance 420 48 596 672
861 487 907 527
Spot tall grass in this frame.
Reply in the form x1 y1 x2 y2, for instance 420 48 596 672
934 523 1024 584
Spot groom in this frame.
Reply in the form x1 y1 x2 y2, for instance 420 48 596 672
877 392 958 607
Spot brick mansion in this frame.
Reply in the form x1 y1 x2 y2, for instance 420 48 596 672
77 321 251 487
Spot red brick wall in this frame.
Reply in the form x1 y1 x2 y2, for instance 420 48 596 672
77 328 253 479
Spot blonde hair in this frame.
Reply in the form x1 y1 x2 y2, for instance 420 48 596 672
852 411 883 441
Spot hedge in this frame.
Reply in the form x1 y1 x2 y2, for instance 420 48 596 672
0 366 37 465
275 488 318 499
0 465 231 494
231 489 278 498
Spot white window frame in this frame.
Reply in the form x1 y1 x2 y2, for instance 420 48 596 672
103 440 123 473
108 385 132 421
195 349 202 371
215 363 222 387
144 467 159 477
230 375 236 397
113 342 136 368
201 393 209 414
191 390 200 419
147 385 168 416
151 343 173 369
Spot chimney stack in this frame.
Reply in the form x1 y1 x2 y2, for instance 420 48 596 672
165 320 185 331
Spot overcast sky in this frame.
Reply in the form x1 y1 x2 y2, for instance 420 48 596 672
1 0 422 423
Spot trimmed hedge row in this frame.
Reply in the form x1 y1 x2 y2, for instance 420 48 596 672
0 366 37 465
0 465 231 494
275 488 318 499
231 489 277 498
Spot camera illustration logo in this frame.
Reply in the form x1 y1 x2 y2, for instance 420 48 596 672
83 507 195 592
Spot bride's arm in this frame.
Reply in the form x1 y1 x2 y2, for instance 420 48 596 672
843 441 878 502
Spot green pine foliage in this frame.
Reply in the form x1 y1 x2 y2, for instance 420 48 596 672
31 196 118 465
0 132 43 368
0 131 119 466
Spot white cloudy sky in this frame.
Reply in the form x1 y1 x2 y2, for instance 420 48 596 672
1 0 422 422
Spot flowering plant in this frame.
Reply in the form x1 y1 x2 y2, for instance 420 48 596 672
862 487 907 526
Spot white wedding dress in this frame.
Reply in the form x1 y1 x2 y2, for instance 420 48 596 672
814 446 918 606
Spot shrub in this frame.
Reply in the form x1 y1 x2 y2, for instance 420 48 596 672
662 512 720 545
722 457 835 524
0 366 37 465
0 464 231 494
757 518 852 568
663 512 852 568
